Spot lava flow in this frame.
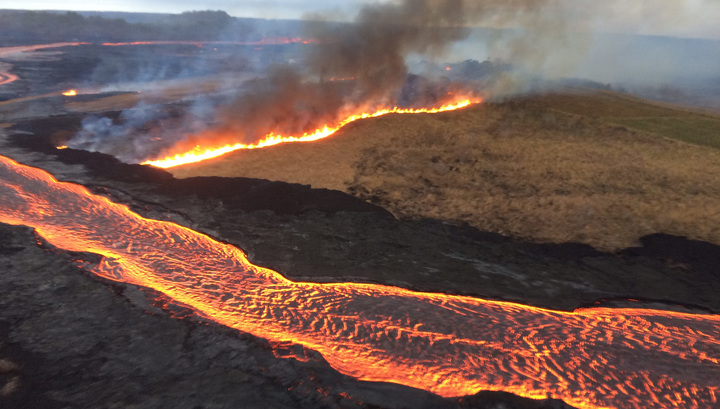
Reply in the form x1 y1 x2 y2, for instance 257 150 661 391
0 154 719 409
100 38 315 47
142 98 481 168
0 64 18 86
0 43 88 87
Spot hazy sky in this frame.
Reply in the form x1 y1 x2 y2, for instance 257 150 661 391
3 0 720 39
2 0 368 19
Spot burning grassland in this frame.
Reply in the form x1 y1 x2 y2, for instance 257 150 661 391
4 3 720 409
170 90 720 252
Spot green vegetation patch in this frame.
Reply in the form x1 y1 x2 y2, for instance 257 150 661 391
540 92 680 118
612 116 720 150
541 91 720 150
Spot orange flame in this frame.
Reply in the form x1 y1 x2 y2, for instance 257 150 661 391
143 98 481 169
62 89 77 96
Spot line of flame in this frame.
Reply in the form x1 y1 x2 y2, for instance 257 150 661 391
142 98 481 169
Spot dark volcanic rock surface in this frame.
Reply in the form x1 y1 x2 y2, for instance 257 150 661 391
8 119 720 313
0 223 574 409
3 112 720 408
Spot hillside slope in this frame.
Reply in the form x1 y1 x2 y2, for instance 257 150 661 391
170 90 720 251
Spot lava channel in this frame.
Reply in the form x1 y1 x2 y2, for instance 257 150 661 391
0 154 718 409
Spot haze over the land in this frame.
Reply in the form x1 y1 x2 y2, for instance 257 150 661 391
4 2 720 251
3 0 720 40
6 0 710 166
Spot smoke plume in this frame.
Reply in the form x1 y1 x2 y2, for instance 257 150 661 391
200 0 550 151
66 0 720 163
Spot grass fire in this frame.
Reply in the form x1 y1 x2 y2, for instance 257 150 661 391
1 2 720 409
142 98 481 168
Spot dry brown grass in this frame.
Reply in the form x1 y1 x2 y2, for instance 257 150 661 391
171 91 720 251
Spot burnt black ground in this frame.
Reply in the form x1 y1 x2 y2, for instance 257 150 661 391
0 218 573 409
2 111 720 409
9 118 720 313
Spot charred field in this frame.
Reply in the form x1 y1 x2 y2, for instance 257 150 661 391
2 9 720 409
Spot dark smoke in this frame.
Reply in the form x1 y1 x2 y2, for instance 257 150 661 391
304 0 469 103
67 0 720 163
168 0 486 157
200 1 477 149
172 66 350 153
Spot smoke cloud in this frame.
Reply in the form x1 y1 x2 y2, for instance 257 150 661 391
66 0 720 163
199 0 570 152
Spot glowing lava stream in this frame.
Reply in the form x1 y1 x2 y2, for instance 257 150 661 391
0 43 88 87
142 99 481 168
0 155 719 409
0 67 18 87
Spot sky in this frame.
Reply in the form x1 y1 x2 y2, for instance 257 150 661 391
2 0 720 39
1 0 369 20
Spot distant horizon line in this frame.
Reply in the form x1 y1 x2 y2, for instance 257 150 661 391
1 7 719 42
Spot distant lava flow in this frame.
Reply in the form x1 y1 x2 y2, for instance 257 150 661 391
142 99 481 168
0 42 88 87
0 65 18 86
100 37 316 46
1 155 719 409
0 39 312 88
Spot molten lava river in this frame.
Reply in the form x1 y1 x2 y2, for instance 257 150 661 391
0 154 718 409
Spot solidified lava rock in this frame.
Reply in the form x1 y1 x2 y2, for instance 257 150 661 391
0 223 576 409
623 233 720 280
459 391 575 409
4 113 720 409
9 120 391 216
6 116 720 314
159 176 395 216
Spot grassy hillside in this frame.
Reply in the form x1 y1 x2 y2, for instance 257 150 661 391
171 90 720 251
539 91 720 149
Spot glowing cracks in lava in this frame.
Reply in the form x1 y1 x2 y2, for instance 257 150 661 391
0 154 719 409
142 98 481 169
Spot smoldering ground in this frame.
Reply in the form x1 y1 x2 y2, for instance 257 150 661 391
65 0 720 164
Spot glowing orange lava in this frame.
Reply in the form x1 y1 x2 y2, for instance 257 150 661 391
100 38 314 47
0 43 88 88
142 98 481 168
0 42 89 58
0 154 718 409
62 89 77 96
0 69 18 87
